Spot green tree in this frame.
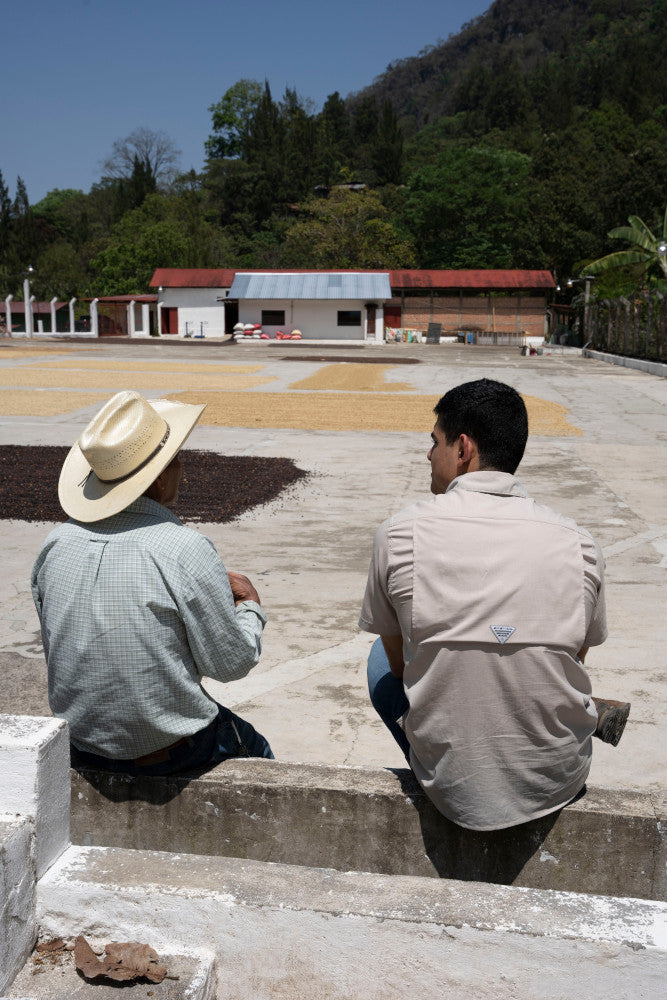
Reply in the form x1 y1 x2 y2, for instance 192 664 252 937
32 188 85 241
205 79 264 159
125 155 157 209
33 241 88 299
279 88 317 200
371 101 404 185
5 177 41 285
0 170 13 280
281 188 415 268
313 92 353 186
90 192 232 294
403 146 540 268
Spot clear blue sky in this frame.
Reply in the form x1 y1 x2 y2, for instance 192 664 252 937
2 0 490 205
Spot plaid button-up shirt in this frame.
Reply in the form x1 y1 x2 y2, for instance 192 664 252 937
31 496 266 758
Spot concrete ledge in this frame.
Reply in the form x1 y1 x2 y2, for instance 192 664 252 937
5 948 216 999
70 761 666 901
584 348 667 378
0 717 70 879
0 818 36 995
35 844 667 999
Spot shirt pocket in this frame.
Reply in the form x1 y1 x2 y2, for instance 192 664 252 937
411 516 586 651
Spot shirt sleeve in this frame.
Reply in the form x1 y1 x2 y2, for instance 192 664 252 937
359 521 402 635
177 533 267 683
581 531 607 648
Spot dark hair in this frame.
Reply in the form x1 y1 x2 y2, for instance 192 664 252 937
433 379 528 473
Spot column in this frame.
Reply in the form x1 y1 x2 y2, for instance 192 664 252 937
90 299 99 337
4 295 13 336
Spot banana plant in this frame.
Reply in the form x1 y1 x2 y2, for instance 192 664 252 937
583 207 667 284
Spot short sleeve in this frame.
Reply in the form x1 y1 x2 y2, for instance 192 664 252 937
359 521 401 635
581 531 607 648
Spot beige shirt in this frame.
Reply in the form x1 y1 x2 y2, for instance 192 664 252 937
359 471 607 831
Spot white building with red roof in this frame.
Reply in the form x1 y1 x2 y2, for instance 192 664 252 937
149 268 555 342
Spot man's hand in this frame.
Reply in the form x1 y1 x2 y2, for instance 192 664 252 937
228 571 261 606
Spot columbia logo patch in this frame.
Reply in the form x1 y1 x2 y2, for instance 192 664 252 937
490 625 516 644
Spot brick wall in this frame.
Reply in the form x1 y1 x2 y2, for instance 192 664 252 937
388 295 547 336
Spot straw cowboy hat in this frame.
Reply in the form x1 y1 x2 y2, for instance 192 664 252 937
58 390 206 523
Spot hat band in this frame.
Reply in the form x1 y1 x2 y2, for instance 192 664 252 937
96 427 171 484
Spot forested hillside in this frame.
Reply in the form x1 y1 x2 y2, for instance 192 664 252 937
1 0 665 301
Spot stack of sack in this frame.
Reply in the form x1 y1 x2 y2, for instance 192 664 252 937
275 328 302 340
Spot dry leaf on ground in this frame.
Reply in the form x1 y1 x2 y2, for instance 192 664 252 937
74 935 166 983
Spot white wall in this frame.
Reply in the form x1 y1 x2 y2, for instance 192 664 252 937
160 288 228 307
0 717 70 879
238 299 368 340
0 818 36 994
178 306 226 339
158 287 229 338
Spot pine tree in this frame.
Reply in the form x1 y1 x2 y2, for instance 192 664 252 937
372 101 404 185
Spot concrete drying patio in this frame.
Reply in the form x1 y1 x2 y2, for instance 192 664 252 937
0 339 666 997
0 339 665 793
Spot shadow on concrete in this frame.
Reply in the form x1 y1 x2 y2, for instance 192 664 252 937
391 767 569 885
72 765 210 807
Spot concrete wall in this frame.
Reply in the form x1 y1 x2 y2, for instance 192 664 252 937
70 760 666 901
585 348 667 379
238 300 371 340
0 716 69 878
158 287 229 339
0 716 70 995
1 716 665 999
0 818 36 995
160 287 229 308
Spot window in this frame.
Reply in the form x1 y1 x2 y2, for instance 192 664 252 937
261 310 285 325
337 310 361 326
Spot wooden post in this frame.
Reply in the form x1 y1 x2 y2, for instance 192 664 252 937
656 292 665 361
619 297 631 354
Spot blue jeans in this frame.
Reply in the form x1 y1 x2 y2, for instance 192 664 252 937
367 637 411 762
70 704 274 777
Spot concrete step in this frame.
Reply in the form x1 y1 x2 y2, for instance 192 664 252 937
28 843 667 1000
71 760 667 901
3 945 215 1000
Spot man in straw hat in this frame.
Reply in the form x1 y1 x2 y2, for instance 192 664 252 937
31 390 273 774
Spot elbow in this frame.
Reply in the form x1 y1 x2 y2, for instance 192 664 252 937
230 635 263 680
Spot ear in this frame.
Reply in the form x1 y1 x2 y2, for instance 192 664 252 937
457 433 478 468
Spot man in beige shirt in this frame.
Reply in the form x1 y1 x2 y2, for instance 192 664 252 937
360 378 629 831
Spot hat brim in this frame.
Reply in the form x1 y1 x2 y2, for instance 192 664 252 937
58 398 206 523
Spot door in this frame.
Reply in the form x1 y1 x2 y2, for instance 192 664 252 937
366 304 376 338
384 304 401 329
161 307 178 335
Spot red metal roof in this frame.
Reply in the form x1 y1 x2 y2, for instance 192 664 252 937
151 268 237 288
150 268 555 291
93 295 158 303
389 270 556 290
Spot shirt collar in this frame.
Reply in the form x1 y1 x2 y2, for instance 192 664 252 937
124 496 183 524
445 470 528 499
